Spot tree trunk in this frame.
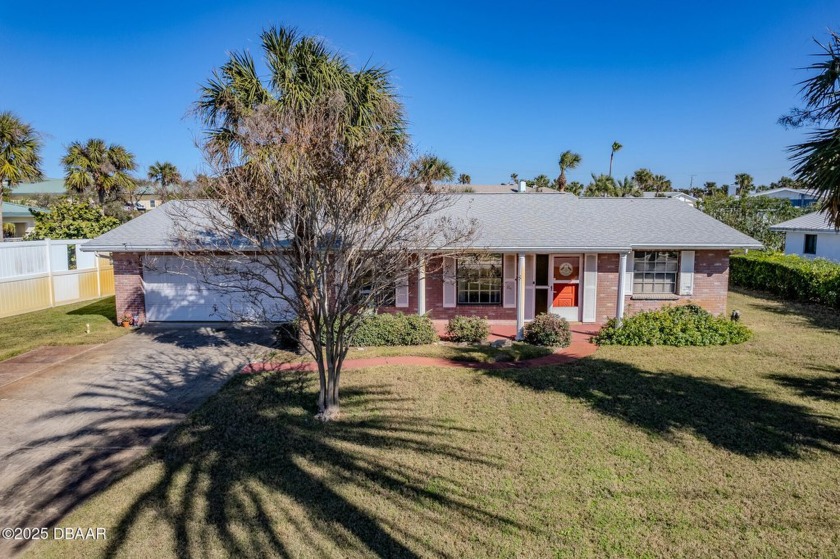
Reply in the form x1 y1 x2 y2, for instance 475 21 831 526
98 187 106 215
609 153 614 177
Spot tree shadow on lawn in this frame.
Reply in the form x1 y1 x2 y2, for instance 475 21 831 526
486 358 840 458
100 371 516 559
768 366 840 403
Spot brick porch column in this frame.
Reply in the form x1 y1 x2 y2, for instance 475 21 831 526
112 253 146 324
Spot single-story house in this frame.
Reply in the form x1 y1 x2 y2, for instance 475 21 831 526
82 193 761 337
750 187 820 208
770 211 840 262
2 202 45 239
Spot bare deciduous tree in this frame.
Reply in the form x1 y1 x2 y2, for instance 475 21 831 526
169 96 474 420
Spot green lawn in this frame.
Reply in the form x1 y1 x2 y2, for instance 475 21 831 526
27 290 840 558
0 297 128 361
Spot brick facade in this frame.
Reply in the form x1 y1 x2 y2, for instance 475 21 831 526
113 253 146 324
377 255 517 320
596 250 730 321
112 250 730 324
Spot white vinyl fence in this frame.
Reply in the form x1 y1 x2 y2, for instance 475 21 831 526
0 240 114 319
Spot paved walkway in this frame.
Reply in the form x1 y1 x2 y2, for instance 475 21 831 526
0 326 272 558
244 324 599 374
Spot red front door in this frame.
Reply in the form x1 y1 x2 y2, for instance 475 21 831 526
553 283 577 307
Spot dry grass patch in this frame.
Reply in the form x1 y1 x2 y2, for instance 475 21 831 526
26 290 840 558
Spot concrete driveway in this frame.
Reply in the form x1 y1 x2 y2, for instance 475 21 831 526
0 325 273 557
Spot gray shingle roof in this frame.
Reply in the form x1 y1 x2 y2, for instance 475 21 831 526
83 194 762 253
769 211 837 232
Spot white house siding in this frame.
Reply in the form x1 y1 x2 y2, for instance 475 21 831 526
783 231 840 262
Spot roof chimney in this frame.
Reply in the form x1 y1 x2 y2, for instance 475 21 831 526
518 180 527 193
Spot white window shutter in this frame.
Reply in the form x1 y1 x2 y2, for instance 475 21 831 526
442 256 457 308
624 252 634 295
395 275 409 307
679 251 695 296
503 254 516 308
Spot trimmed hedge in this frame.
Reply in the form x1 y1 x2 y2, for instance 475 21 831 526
594 304 752 347
446 316 490 343
730 252 840 309
349 312 438 346
523 313 572 347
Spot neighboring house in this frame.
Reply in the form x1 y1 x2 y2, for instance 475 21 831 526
770 211 840 262
750 188 819 208
1 202 45 239
640 192 698 206
9 178 164 210
6 178 67 201
82 194 760 336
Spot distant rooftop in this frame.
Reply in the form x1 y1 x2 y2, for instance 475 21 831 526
769 211 837 232
437 183 562 194
2 202 47 218
750 187 819 198
7 178 66 196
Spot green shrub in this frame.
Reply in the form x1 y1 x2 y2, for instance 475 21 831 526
594 304 752 347
273 320 300 350
730 252 840 309
349 312 438 346
446 316 490 343
523 313 572 347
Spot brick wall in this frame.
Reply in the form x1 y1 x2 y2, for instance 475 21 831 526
596 250 730 321
113 253 146 324
378 255 516 320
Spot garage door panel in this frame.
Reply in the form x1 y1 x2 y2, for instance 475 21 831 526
142 256 290 322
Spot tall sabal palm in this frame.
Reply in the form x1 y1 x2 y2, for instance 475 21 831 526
62 139 137 212
556 150 582 192
148 161 182 202
196 26 405 164
0 112 43 240
609 141 623 177
411 155 455 190
783 31 840 226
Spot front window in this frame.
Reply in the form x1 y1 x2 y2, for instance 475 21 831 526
804 234 817 255
457 254 502 305
633 251 678 294
359 272 396 307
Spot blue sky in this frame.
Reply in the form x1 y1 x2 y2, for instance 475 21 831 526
1 0 837 187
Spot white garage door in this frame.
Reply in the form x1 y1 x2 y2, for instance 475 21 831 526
142 256 288 322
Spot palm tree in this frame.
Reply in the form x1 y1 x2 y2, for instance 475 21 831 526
196 26 404 164
734 173 754 197
411 155 455 189
783 31 840 226
616 176 641 197
148 161 182 202
62 139 137 212
457 173 471 185
0 112 43 240
555 150 582 192
531 174 551 191
584 173 620 197
609 141 623 177
566 181 585 196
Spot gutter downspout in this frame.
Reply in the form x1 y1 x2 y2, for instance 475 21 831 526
516 252 526 340
417 255 426 315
